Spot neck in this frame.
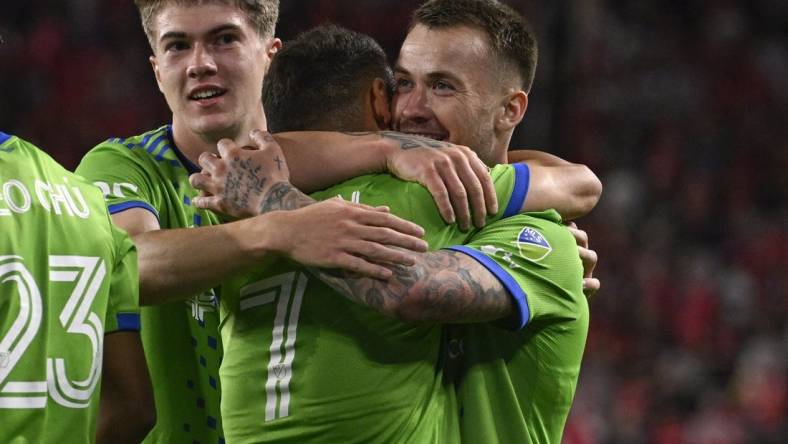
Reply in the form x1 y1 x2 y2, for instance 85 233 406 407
170 112 268 165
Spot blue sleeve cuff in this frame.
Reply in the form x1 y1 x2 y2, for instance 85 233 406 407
502 163 530 218
0 132 12 145
116 313 141 331
108 201 160 222
446 245 530 330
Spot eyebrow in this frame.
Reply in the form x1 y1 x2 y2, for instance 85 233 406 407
159 24 242 43
395 65 463 85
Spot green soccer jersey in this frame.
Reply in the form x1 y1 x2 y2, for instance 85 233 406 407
445 211 589 444
75 125 224 444
0 132 140 443
218 163 531 443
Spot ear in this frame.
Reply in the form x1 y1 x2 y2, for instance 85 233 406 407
149 55 164 94
370 78 392 130
267 37 282 60
495 90 528 132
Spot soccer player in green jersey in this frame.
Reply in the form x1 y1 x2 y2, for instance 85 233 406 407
77 1 503 442
0 133 153 443
190 23 597 443
392 2 595 441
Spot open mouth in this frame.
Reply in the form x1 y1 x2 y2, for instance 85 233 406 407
403 131 448 142
189 88 227 101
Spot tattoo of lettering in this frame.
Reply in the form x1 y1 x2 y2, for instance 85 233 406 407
310 250 512 322
340 131 452 150
224 156 267 213
258 182 315 214
274 156 284 170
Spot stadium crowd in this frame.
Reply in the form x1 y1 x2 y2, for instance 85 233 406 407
1 1 785 442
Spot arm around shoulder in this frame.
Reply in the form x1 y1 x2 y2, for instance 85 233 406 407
509 150 602 220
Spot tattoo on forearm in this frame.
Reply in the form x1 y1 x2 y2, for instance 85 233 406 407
310 250 512 322
258 182 315 214
341 131 452 150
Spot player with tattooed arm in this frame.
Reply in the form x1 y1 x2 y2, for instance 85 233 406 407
190 22 598 443
76 1 499 442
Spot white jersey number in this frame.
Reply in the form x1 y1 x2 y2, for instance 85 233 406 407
240 272 307 421
0 255 106 409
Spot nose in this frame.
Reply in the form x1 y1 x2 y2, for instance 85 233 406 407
398 84 432 123
186 43 217 79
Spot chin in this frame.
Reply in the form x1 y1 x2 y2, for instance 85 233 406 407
190 118 238 140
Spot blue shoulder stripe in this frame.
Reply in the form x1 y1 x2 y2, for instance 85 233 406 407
108 201 160 222
502 163 530 218
0 132 12 145
445 245 531 330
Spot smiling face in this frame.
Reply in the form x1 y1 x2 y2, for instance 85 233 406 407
149 2 279 146
393 24 510 165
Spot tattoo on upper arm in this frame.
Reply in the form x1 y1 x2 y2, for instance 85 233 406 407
340 131 452 150
311 250 512 322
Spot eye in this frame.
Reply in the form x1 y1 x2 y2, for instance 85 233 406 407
164 41 188 52
216 33 239 45
395 77 413 92
433 80 455 92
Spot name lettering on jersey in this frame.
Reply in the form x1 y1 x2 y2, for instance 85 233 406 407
0 178 90 219
93 181 138 200
480 245 523 270
512 226 552 262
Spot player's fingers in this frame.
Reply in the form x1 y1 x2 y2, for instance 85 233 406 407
449 151 487 228
438 163 472 231
250 129 277 149
467 151 497 215
578 246 597 278
353 207 426 239
191 195 223 212
566 225 589 248
197 151 222 176
216 138 238 158
357 225 428 253
333 253 393 280
189 172 217 195
419 167 455 225
583 277 600 298
337 198 391 214
346 241 417 267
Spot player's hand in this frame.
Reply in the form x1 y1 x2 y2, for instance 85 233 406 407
384 136 497 231
566 222 600 298
272 198 428 280
190 130 290 218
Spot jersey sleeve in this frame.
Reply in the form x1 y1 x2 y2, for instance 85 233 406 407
445 211 586 330
487 163 530 223
75 142 161 220
103 221 141 333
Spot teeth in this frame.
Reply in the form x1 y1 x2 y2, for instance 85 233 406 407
192 89 221 99
407 132 444 141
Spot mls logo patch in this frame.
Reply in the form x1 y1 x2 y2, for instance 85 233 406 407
512 227 552 262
